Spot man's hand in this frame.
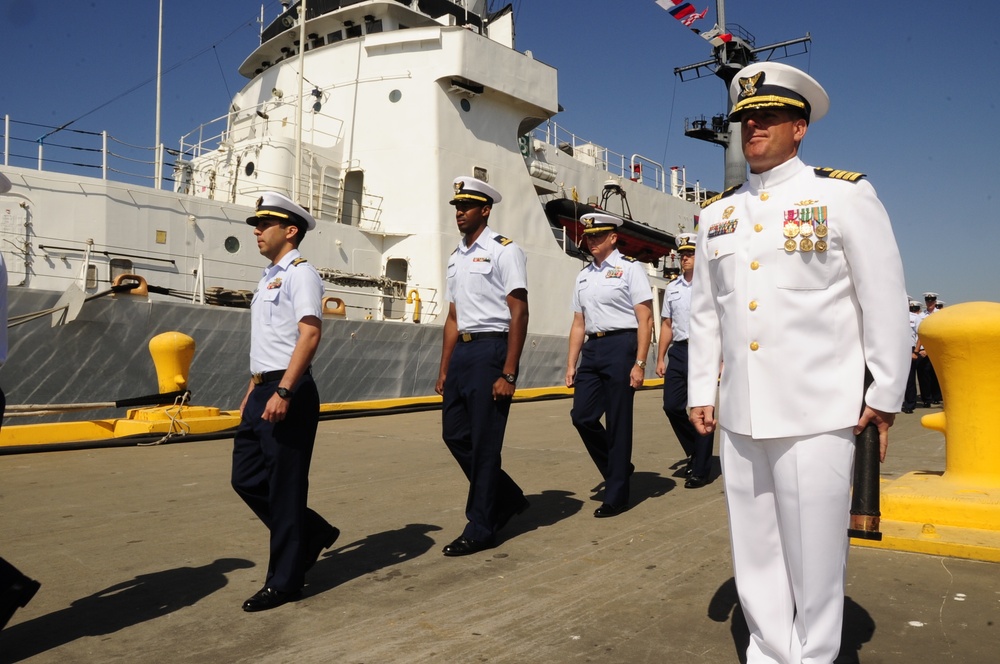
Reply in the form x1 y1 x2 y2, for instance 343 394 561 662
855 406 895 462
262 392 291 423
690 405 716 435
492 377 515 400
629 364 645 389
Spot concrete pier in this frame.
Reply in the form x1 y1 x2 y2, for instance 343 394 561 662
1 392 997 663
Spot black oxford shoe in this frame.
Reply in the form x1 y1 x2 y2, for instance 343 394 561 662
594 503 628 518
305 524 340 571
684 475 709 489
442 536 495 557
242 586 301 612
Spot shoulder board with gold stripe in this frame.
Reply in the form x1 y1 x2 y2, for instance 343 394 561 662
621 255 638 263
700 184 742 209
493 234 513 246
291 257 308 266
814 167 866 183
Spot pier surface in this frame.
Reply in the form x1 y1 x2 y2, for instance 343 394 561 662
1 392 997 663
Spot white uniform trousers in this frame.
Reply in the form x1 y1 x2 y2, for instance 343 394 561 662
720 428 855 664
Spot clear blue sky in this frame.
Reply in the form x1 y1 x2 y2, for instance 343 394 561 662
2 0 997 304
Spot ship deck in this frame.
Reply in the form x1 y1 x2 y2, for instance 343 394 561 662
1 392 997 663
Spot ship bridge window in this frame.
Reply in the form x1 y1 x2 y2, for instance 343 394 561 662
327 30 342 43
365 19 383 34
109 258 132 284
346 24 363 38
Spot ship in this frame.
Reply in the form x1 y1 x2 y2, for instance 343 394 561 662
0 0 705 426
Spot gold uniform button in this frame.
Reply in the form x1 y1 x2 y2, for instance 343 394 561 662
750 341 760 351
749 301 758 311
754 224 763 233
750 261 760 270
760 192 769 201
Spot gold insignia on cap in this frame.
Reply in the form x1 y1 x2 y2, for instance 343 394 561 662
583 217 594 228
739 71 763 99
454 181 464 195
255 196 263 211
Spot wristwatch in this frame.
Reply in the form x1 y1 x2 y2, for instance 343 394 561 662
634 360 647 369
276 387 293 400
502 373 517 384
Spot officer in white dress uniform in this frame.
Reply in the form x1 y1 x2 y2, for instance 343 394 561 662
688 63 910 663
655 232 715 488
232 192 339 612
565 213 653 517
436 177 530 556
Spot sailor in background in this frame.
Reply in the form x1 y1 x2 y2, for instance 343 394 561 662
915 292 942 407
688 62 910 663
565 213 653 518
902 298 923 413
655 232 714 488
435 176 530 556
232 192 339 612
0 171 42 632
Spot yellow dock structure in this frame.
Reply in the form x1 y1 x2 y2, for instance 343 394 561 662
852 302 1000 562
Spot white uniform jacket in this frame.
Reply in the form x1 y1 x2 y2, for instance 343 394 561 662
688 157 911 439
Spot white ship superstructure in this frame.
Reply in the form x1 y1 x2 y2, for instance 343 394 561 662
0 0 704 417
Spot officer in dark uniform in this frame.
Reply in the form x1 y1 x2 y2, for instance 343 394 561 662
232 192 339 612
435 176 530 556
902 298 922 413
0 170 42 632
916 292 942 406
565 213 653 517
655 232 714 487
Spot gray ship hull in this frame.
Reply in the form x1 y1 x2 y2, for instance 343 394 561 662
2 289 569 423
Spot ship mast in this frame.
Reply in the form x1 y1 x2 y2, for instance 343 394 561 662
674 0 811 190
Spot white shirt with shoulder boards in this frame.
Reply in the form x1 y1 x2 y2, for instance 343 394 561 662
572 248 652 335
661 274 693 342
446 226 527 333
250 248 324 373
689 156 911 439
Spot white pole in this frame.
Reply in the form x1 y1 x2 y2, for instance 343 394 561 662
293 0 307 201
155 0 164 190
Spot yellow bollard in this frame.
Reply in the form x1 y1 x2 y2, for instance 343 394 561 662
852 301 1000 562
919 302 1000 487
148 331 196 394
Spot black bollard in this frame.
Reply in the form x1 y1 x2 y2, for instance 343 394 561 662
848 422 882 541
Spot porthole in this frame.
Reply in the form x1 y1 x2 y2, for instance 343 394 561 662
245 162 255 176
460 99 471 112
225 236 241 254
389 89 402 103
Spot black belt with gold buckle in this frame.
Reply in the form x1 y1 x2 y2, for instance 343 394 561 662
588 328 636 341
458 331 508 343
251 367 311 385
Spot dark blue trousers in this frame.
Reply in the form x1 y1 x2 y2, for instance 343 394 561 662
442 338 525 542
232 374 328 592
662 342 714 477
571 332 637 508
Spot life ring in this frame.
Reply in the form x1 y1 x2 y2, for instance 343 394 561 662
112 273 149 297
322 296 347 317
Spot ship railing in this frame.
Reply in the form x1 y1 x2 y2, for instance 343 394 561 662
1 115 171 187
530 120 703 201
